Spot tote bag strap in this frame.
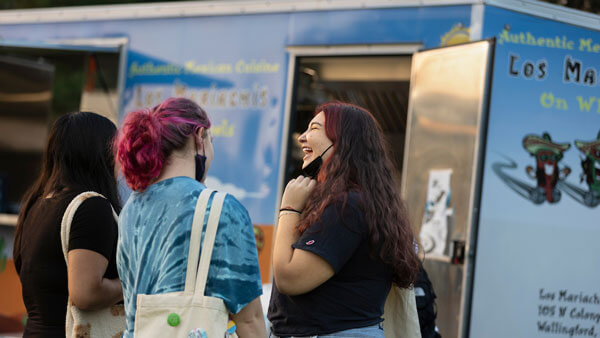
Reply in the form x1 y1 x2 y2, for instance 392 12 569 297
184 188 214 292
194 192 226 297
60 191 117 265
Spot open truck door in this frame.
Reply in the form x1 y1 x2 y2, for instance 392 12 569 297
401 40 494 338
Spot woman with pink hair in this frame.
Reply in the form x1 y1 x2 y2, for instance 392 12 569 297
115 97 266 337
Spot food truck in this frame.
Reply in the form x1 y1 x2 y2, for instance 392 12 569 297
0 0 598 336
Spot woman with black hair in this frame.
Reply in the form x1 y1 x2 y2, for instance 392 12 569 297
268 101 420 337
13 112 123 337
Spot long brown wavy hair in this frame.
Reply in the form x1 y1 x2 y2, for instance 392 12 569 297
298 101 419 288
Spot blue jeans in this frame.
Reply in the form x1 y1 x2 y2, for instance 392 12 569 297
270 323 384 338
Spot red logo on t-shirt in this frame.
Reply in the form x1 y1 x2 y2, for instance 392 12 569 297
306 240 315 245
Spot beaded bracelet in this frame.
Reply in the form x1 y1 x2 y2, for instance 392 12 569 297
278 210 301 219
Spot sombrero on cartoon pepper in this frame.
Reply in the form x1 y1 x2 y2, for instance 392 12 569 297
523 132 571 155
575 131 600 160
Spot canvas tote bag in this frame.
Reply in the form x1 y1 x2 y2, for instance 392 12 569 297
60 191 126 338
134 189 235 338
383 285 422 338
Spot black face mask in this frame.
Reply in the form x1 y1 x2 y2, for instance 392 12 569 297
301 144 333 179
195 154 207 183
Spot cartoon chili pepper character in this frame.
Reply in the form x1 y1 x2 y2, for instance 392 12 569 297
523 132 571 204
575 130 600 207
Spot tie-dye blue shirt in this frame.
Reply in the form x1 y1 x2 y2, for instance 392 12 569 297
117 176 262 337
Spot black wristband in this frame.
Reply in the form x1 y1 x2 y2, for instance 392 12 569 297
279 207 301 213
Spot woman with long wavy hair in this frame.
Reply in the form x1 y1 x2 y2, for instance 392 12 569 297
268 101 419 337
14 112 123 337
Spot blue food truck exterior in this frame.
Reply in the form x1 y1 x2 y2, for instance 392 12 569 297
0 1 598 337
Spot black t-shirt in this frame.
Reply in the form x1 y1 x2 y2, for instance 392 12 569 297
15 190 118 338
268 192 392 336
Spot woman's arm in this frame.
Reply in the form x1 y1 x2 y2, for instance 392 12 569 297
272 176 335 296
67 249 122 310
273 213 334 295
230 297 267 338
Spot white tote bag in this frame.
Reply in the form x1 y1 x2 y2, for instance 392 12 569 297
60 191 126 338
383 285 422 338
133 189 234 338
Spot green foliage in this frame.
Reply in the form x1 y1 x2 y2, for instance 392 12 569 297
50 57 86 121
1 0 195 10
1 0 599 13
0 0 598 14
541 0 600 14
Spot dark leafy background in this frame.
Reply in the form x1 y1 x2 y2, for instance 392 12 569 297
1 0 599 14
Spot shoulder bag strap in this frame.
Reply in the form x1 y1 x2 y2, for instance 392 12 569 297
194 192 226 297
60 191 109 264
184 188 214 293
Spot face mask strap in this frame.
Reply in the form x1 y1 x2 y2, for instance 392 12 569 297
320 143 334 157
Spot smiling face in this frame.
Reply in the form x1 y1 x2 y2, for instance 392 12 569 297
298 111 333 169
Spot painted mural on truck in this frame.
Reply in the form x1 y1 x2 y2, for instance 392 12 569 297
471 6 600 338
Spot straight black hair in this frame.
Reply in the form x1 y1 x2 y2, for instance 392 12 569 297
13 112 120 262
